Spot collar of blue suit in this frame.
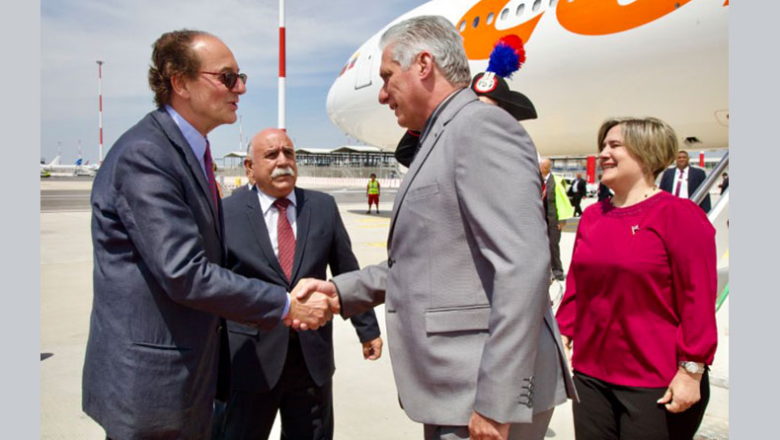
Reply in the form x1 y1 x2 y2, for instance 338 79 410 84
165 105 209 179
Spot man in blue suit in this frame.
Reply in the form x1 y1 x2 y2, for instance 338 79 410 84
659 150 711 212
216 128 383 439
83 30 336 440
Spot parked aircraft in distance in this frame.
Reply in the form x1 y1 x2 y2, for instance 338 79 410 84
41 155 99 177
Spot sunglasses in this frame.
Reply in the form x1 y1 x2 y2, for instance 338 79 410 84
200 71 248 89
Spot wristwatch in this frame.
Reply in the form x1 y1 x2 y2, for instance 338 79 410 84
678 361 705 374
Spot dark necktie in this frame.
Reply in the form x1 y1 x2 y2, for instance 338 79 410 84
274 198 295 282
203 141 219 212
674 169 684 197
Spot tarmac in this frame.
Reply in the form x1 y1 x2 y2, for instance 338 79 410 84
40 179 728 439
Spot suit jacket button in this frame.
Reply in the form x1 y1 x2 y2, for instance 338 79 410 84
216 325 223 333
388 258 395 268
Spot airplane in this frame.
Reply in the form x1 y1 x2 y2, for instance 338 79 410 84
326 0 730 313
41 155 99 177
326 0 728 159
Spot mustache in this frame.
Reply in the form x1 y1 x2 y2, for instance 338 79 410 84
270 166 296 179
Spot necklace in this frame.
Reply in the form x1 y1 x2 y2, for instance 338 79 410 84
610 185 658 207
644 185 658 198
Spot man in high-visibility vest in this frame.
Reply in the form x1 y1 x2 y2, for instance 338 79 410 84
540 158 573 281
366 173 380 214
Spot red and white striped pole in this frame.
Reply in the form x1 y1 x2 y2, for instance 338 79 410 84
97 60 104 164
278 0 286 131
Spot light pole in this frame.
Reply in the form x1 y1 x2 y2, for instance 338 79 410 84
239 115 244 151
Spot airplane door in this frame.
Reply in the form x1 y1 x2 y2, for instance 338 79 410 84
355 52 373 90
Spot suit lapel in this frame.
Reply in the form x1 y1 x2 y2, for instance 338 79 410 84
290 187 310 284
151 108 223 241
243 190 289 285
387 89 477 249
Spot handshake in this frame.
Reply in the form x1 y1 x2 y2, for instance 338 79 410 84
282 278 341 330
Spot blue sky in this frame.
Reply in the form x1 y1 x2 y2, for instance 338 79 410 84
41 0 423 165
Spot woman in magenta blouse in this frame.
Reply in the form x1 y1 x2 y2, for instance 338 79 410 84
556 117 717 440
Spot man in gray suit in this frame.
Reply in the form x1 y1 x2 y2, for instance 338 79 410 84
295 15 576 440
83 30 334 440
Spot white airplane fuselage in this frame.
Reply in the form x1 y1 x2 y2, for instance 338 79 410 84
326 0 728 156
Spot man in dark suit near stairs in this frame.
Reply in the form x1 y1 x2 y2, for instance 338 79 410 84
217 128 383 440
659 150 711 213
568 173 587 217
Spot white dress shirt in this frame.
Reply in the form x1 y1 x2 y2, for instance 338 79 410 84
255 188 298 260
672 166 690 198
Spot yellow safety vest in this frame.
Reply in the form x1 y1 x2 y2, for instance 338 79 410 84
368 180 379 195
553 175 574 220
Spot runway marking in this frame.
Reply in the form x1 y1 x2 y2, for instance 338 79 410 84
366 242 387 248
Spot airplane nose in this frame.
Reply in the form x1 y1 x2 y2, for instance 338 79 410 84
326 77 346 133
327 73 405 150
326 36 406 151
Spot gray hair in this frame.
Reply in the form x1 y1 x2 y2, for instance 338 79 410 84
245 140 253 163
380 15 471 87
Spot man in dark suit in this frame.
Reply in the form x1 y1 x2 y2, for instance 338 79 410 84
597 174 612 202
232 143 257 195
83 30 334 440
659 150 711 212
540 158 565 281
217 128 383 439
568 173 587 217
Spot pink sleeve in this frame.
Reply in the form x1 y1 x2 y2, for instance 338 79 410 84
665 200 718 364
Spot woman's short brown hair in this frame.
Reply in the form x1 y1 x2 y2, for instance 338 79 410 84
597 117 678 179
148 29 209 107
